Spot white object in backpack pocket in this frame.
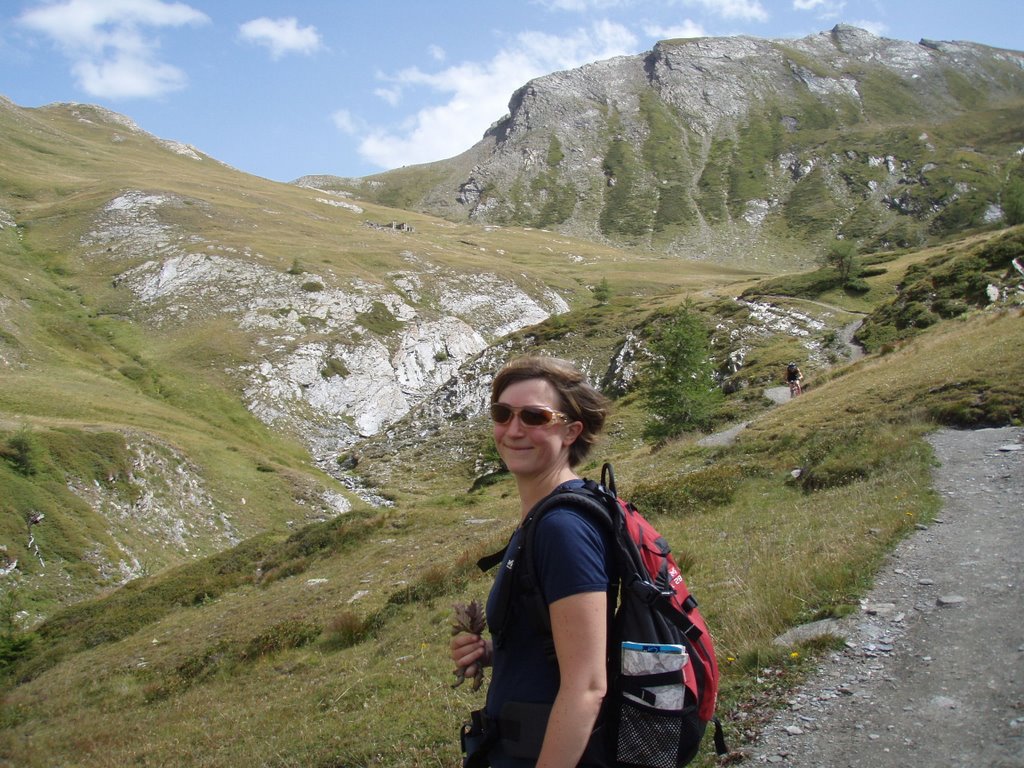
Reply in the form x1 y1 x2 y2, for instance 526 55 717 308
621 641 688 711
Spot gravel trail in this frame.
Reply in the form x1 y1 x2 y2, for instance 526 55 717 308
743 426 1024 768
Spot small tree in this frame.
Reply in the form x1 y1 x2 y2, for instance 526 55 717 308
1003 178 1024 226
4 428 43 476
820 239 858 286
592 277 612 305
639 305 722 441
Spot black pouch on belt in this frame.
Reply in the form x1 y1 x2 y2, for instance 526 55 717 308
461 709 497 768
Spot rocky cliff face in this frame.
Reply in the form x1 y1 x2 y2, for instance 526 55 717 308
341 26 1024 264
88 190 568 481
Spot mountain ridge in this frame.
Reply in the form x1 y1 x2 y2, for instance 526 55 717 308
306 25 1024 264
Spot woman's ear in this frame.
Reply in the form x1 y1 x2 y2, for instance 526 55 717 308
562 420 584 447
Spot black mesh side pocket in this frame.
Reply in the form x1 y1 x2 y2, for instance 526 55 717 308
614 699 704 768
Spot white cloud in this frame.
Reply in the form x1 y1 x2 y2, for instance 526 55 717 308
534 0 630 10
851 19 888 36
689 0 769 22
74 53 187 97
792 0 846 16
355 21 638 170
18 0 209 99
374 86 402 107
238 17 322 60
428 44 446 62
331 109 360 135
644 20 706 40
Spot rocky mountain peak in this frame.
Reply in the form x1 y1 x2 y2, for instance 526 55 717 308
346 27 1024 264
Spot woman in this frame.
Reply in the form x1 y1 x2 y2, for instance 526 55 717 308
451 356 613 767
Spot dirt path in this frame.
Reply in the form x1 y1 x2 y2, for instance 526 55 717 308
743 426 1024 767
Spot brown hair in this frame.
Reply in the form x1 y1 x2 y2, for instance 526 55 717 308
491 356 610 467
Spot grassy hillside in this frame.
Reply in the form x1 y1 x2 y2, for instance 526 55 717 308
2 219 1021 765
1 85 1022 767
1 97 771 619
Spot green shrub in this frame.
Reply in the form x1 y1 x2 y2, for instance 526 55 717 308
3 429 43 476
932 298 969 318
321 358 350 378
631 464 743 516
118 363 147 381
897 301 939 330
797 425 922 491
546 135 564 167
1004 178 1024 226
925 379 1024 427
387 564 467 606
858 266 888 278
976 228 1024 269
257 511 385 586
240 618 321 661
258 556 312 586
357 301 403 335
322 610 370 650
843 277 870 294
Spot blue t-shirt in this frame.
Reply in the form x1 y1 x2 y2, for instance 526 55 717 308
484 484 614 767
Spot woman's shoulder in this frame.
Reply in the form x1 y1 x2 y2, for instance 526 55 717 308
534 494 610 542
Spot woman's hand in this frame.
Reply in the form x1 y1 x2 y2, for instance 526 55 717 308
450 631 492 689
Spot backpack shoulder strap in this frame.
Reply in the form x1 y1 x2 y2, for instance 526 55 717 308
485 472 621 656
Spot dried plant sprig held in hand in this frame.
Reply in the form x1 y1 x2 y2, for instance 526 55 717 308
450 599 486 691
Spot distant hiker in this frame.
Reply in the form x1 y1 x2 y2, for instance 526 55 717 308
786 362 803 397
452 356 613 767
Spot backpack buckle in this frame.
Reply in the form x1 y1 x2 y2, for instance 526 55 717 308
629 578 665 604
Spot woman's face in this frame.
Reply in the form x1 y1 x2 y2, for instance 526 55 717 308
493 378 582 481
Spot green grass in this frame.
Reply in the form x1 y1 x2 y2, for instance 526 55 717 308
3 283 1022 766
3 97 1024 767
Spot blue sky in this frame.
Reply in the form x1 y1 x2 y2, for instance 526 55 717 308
1 0 1021 182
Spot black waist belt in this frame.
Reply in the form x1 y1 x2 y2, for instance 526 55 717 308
481 701 609 765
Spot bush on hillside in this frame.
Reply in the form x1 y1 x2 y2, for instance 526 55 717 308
2 429 44 476
322 610 370 650
1004 178 1024 226
240 618 321 661
857 229 1024 352
925 379 1024 427
796 425 925 492
387 563 468 607
631 463 743 516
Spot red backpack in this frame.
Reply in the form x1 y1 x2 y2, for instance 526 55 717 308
481 463 726 767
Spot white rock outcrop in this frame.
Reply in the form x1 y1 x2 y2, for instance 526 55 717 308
98 190 570 462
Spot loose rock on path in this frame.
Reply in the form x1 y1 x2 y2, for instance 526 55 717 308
743 426 1024 768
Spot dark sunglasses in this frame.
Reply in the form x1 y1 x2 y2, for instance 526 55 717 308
490 402 570 427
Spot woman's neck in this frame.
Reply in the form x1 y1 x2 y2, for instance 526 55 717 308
516 467 579 521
